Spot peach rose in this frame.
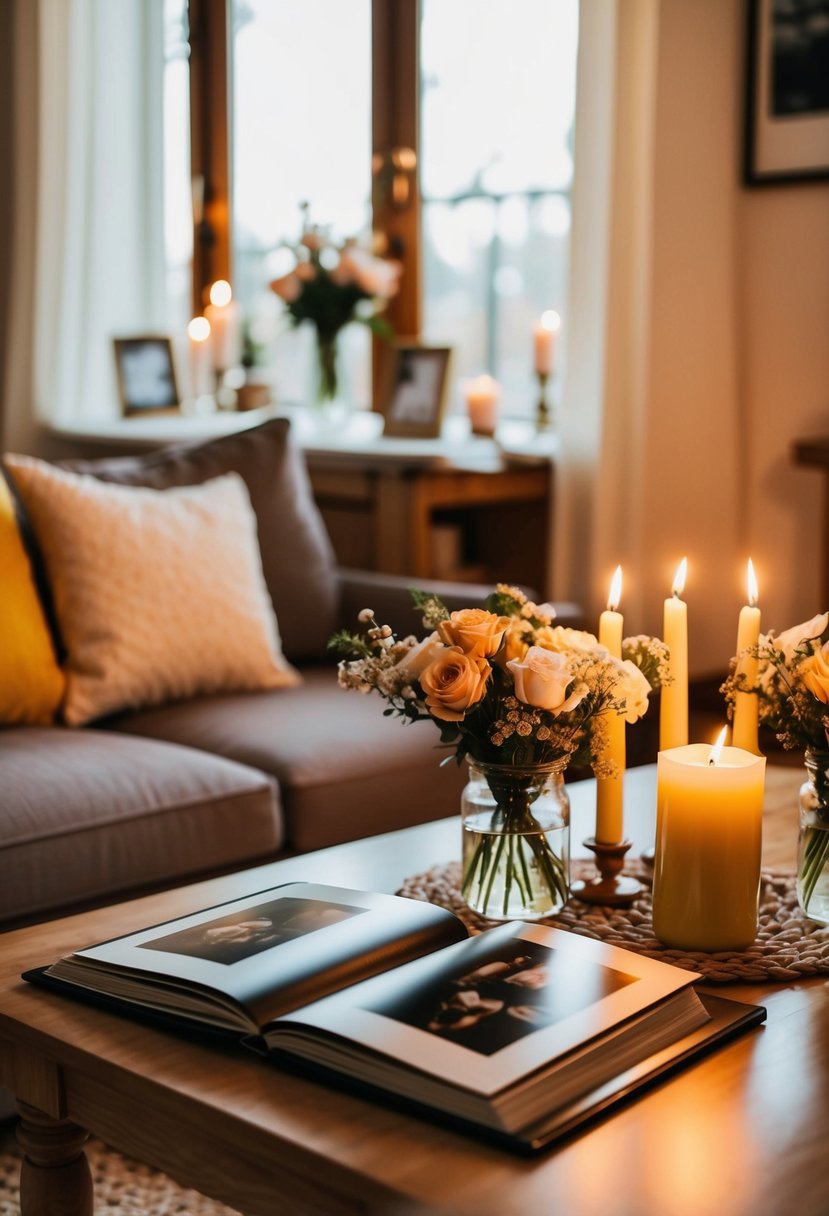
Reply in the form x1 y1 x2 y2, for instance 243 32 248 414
269 272 302 303
503 619 533 664
419 647 490 722
395 632 446 679
437 609 509 659
507 647 587 714
802 642 829 704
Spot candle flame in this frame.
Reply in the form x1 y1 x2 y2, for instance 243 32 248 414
187 316 211 342
671 557 688 598
540 309 561 333
708 726 728 766
746 557 758 607
209 279 233 307
607 565 623 612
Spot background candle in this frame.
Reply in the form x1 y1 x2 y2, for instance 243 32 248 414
187 316 212 398
596 565 625 843
533 310 560 376
464 374 500 436
652 739 765 950
732 558 761 754
204 280 242 372
659 558 688 750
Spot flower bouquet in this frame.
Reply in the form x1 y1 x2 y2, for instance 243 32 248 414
330 586 666 919
269 204 402 405
722 611 829 920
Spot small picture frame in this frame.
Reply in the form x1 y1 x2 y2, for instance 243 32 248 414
113 336 181 416
381 344 452 438
743 0 829 186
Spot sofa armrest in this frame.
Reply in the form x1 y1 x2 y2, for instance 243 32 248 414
334 567 585 638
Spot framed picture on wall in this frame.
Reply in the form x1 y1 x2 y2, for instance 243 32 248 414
743 0 829 185
113 336 181 415
380 344 452 439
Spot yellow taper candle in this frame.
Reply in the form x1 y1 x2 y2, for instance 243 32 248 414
652 731 766 951
731 558 761 754
596 566 625 843
659 558 688 750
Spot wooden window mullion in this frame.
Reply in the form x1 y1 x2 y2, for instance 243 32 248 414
188 0 232 314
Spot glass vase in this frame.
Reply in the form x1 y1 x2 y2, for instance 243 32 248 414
315 331 339 406
797 748 829 925
460 761 570 921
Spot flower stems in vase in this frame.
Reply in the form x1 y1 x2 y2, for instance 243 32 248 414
798 824 829 918
460 765 570 921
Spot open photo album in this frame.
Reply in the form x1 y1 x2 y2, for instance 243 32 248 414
25 881 766 1151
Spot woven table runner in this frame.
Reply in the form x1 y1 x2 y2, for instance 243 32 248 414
397 860 829 983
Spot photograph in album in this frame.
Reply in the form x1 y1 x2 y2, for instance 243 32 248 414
367 936 637 1057
139 896 366 966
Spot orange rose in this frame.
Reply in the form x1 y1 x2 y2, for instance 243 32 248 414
419 647 490 721
802 642 829 704
437 609 508 659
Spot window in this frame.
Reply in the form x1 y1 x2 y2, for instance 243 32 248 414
184 0 578 416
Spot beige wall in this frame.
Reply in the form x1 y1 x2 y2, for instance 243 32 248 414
642 0 829 674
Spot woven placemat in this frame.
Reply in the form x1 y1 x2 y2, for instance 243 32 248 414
397 860 829 983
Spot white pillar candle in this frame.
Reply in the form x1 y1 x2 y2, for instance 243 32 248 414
596 565 625 843
187 316 212 398
732 558 761 754
533 310 560 376
464 375 500 436
659 558 689 751
652 732 765 950
204 280 242 372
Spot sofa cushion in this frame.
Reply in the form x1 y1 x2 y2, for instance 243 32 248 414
0 728 282 924
3 458 300 725
58 418 338 662
0 471 65 725
104 668 469 853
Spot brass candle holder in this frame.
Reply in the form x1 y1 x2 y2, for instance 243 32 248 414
570 837 646 907
535 370 552 431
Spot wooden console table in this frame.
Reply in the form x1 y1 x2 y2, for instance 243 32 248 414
49 408 556 594
792 435 829 606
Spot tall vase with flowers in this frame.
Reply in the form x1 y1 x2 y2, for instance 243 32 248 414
269 204 402 410
330 587 667 921
723 612 829 924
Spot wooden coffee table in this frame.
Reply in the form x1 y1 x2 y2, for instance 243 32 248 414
1 765 826 1216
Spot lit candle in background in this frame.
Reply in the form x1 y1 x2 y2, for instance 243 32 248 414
187 316 212 398
652 729 765 950
464 374 501 436
596 565 625 843
660 558 689 751
731 558 761 754
533 310 560 376
204 280 242 372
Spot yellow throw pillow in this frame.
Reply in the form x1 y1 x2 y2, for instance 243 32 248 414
3 457 300 726
0 472 65 724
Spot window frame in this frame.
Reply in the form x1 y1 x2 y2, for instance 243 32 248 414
188 0 422 394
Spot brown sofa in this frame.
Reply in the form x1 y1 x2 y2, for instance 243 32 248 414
1 418 582 928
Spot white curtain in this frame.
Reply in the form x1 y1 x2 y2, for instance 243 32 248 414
8 0 165 443
555 0 745 677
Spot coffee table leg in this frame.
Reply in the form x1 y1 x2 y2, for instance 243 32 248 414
16 1101 93 1216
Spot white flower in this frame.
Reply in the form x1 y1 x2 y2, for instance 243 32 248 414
611 658 652 723
771 613 829 665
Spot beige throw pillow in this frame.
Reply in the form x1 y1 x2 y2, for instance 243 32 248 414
4 456 300 725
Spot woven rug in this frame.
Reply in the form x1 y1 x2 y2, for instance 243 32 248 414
0 1126 240 1216
397 859 829 983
